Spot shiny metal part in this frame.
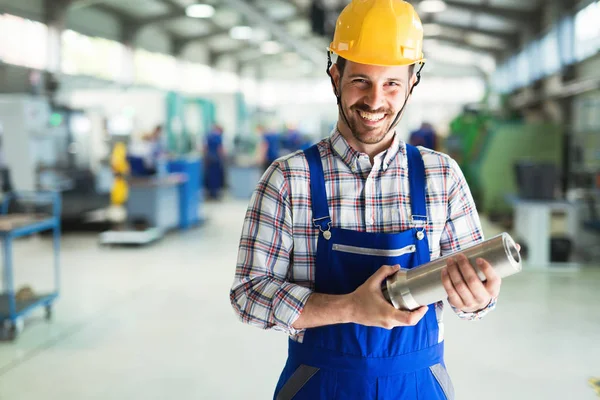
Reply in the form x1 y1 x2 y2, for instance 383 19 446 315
382 233 522 311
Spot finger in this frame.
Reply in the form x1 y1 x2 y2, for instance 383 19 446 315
393 305 428 326
516 243 521 252
441 267 464 308
477 258 502 298
456 255 490 305
370 264 400 288
447 257 477 309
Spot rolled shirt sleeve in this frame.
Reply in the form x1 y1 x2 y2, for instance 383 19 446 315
230 163 313 335
440 158 497 320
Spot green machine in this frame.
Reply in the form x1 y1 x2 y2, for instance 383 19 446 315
447 107 494 208
166 91 216 155
447 108 563 215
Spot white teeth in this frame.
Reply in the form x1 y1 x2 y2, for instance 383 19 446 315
358 110 385 121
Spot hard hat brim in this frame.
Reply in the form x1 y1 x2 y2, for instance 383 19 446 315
327 47 425 67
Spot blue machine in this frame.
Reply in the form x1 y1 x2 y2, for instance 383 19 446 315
0 191 61 340
167 158 203 229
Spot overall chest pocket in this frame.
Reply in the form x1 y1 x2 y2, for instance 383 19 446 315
328 243 418 294
332 244 416 257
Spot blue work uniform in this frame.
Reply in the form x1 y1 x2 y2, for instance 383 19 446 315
263 132 281 170
273 144 454 400
204 132 224 198
409 127 437 150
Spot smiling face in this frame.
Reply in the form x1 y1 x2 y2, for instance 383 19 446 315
330 59 416 154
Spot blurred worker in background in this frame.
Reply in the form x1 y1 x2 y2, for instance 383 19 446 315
231 1 503 399
0 123 11 193
259 124 281 172
281 122 304 155
204 124 225 200
128 124 166 176
409 122 438 151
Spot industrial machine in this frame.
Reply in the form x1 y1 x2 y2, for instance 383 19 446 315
0 95 111 228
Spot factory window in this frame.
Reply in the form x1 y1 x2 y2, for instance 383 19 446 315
0 13 48 70
61 29 126 81
540 29 561 76
133 49 178 89
574 1 600 62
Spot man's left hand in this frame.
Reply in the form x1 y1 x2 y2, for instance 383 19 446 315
441 254 501 313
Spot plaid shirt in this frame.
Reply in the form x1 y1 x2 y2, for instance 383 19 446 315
231 130 496 343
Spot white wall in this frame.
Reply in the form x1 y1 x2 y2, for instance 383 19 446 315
57 88 167 136
207 93 238 146
0 94 50 190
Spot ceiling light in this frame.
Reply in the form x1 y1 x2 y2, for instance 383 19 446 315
230 26 253 40
423 23 442 36
261 41 282 54
185 4 215 19
419 0 447 13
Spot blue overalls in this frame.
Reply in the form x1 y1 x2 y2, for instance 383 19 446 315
274 144 454 400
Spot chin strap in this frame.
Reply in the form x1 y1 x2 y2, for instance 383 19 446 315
327 51 353 132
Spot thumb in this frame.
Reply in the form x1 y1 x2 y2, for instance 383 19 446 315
370 265 400 287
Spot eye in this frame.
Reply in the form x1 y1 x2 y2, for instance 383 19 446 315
388 81 401 87
353 79 368 84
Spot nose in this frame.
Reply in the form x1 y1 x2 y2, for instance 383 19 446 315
363 84 385 111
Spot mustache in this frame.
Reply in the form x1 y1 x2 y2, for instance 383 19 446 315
352 104 390 114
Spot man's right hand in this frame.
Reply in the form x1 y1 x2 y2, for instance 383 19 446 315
349 265 429 330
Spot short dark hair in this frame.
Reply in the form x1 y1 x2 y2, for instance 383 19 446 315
335 56 415 78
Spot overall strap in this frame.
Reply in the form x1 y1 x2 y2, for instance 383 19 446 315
405 144 428 227
304 145 331 232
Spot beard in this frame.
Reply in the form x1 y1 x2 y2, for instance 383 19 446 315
342 101 400 145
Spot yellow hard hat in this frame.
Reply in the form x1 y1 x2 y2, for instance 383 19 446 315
329 0 425 67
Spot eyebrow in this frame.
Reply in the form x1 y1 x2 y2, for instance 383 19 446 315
347 74 405 81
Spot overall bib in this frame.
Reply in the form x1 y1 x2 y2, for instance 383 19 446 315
274 144 455 400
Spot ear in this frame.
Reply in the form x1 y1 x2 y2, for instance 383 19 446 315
329 63 341 96
409 69 418 87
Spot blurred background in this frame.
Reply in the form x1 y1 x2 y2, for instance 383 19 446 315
0 0 598 399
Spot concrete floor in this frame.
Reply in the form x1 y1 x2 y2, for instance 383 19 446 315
0 199 598 400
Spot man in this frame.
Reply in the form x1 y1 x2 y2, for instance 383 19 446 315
204 124 226 199
259 123 282 173
230 1 501 399
409 122 438 151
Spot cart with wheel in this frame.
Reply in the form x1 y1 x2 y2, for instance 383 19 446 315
0 191 61 340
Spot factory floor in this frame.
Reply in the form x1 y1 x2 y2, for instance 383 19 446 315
0 199 598 400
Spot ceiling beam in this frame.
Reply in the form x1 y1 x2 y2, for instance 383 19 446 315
160 0 223 32
441 0 537 23
171 27 232 47
91 3 136 23
136 9 187 26
422 18 519 43
438 38 503 57
212 42 257 59
220 0 323 65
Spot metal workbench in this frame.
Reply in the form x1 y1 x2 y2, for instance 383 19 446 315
0 191 61 340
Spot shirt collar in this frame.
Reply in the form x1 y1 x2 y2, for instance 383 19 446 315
329 129 407 172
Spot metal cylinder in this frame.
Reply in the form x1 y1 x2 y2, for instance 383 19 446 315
382 233 522 311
